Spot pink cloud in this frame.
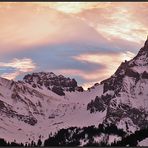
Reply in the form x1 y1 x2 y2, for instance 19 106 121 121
72 51 135 76
1 71 20 80
0 58 36 80
76 2 148 44
0 3 107 55
1 2 146 56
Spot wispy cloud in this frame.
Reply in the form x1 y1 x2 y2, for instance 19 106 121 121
0 58 36 80
73 51 135 64
40 2 111 13
76 2 148 43
73 51 135 75
1 71 19 80
70 51 135 89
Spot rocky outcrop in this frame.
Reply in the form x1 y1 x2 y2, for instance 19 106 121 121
87 94 113 113
23 72 83 95
105 101 148 129
0 100 37 126
142 71 148 79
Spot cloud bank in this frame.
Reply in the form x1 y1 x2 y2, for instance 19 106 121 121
0 2 147 89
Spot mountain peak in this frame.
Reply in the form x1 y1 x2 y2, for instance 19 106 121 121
23 72 84 95
144 35 148 49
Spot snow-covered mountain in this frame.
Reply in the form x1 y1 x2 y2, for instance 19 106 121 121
0 37 148 145
0 72 105 144
86 37 148 146
87 36 148 133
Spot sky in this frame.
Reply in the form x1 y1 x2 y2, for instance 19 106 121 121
0 2 148 89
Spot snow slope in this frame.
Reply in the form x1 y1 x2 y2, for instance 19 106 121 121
139 138 148 146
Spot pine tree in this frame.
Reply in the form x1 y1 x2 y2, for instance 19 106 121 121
37 139 42 146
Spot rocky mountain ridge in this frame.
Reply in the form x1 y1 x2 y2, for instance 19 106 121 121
87 37 148 132
23 72 84 96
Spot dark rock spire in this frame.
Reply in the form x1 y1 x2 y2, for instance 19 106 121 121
143 35 148 50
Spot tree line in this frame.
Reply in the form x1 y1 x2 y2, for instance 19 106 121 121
0 123 148 147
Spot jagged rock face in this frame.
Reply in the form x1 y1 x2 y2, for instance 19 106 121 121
87 93 113 113
87 38 148 131
23 72 83 96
